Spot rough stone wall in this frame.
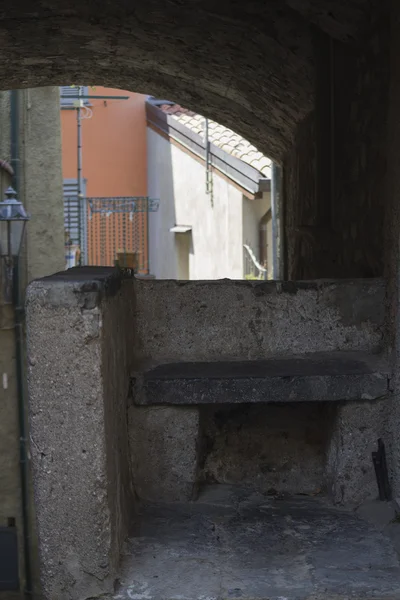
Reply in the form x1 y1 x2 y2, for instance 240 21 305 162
0 2 317 162
283 112 317 279
132 278 385 364
201 403 333 496
326 399 390 505
101 280 136 571
129 405 201 502
200 400 389 504
25 267 392 600
129 277 388 506
332 26 389 278
383 0 400 500
132 398 386 505
284 21 389 280
26 270 135 600
0 1 382 163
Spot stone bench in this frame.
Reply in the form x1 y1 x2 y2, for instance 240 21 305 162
132 351 389 405
26 268 390 600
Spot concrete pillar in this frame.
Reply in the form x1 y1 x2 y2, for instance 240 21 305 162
0 88 65 285
26 268 135 600
20 87 65 283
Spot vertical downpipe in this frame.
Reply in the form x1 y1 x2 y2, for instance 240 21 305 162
146 197 150 275
270 162 282 279
10 88 33 600
77 86 84 264
10 91 20 190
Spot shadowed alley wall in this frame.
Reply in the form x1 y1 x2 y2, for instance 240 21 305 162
284 19 389 280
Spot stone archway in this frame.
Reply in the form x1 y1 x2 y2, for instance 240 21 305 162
0 0 383 162
0 0 388 279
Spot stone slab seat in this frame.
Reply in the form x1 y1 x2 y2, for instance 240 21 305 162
132 351 389 405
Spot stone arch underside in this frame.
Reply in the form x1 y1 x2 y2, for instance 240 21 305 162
0 0 384 162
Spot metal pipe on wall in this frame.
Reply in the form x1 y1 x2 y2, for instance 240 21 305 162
10 90 20 191
10 88 33 599
77 86 83 265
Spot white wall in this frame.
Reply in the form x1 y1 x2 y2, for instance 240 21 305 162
242 192 271 273
147 128 178 278
148 127 249 279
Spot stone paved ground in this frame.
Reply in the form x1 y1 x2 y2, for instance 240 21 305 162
114 485 400 600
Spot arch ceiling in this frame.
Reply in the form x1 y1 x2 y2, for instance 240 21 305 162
0 0 383 161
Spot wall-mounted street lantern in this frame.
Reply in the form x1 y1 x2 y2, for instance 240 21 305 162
0 187 30 260
0 187 30 300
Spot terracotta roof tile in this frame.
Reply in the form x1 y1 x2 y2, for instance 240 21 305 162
159 103 271 178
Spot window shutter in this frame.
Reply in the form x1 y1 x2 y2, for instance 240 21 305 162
64 179 87 248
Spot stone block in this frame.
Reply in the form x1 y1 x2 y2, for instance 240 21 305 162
129 406 201 502
132 278 385 364
133 352 388 406
326 399 389 505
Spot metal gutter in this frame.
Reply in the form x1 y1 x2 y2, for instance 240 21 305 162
258 178 271 193
60 95 130 100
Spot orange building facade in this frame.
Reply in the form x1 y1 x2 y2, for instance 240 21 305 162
61 87 150 272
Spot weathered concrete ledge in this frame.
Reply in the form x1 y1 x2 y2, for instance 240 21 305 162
133 278 386 363
28 265 133 308
132 352 389 405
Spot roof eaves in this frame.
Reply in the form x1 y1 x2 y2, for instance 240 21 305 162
146 101 270 195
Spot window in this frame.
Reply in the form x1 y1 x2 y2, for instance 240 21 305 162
60 86 90 108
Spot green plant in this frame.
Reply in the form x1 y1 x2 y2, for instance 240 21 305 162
245 274 261 280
